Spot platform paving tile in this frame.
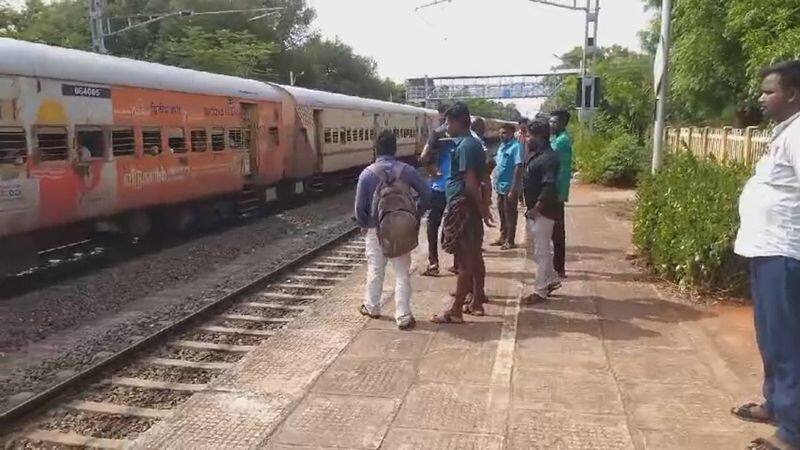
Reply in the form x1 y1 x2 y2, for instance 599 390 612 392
311 357 416 398
380 428 504 450
512 368 625 414
339 329 431 361
270 394 398 449
507 409 634 450
417 347 497 386
608 346 716 385
392 382 504 435
620 381 744 433
130 391 291 450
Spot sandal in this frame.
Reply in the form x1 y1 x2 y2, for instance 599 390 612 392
358 304 380 319
732 402 776 425
521 293 547 305
431 310 464 324
747 436 799 450
421 265 440 277
447 266 459 274
463 303 485 316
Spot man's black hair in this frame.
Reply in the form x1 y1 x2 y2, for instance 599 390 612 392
500 123 516 132
518 117 530 125
550 109 571 126
437 103 450 114
527 119 551 141
760 60 800 92
445 102 471 128
376 129 397 156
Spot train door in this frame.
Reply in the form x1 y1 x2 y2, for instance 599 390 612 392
240 103 258 177
313 109 324 172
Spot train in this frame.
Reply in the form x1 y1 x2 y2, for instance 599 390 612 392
0 38 511 275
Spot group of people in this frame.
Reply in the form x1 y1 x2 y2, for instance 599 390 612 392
353 101 573 328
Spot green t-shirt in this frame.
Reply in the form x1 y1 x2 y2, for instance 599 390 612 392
552 130 573 202
445 134 487 203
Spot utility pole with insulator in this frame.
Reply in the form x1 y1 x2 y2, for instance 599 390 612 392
651 0 672 173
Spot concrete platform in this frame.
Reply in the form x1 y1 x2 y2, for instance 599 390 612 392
131 184 772 449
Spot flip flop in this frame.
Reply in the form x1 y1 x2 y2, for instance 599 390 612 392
747 436 799 450
731 402 776 425
463 303 485 316
431 310 464 324
358 304 380 319
421 266 440 277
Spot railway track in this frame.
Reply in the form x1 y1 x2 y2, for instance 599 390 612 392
0 226 365 449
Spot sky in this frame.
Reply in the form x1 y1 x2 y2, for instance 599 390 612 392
310 0 654 116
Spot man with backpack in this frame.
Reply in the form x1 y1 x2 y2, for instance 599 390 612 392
355 129 431 330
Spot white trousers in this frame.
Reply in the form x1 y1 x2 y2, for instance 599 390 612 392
364 229 412 320
527 214 559 297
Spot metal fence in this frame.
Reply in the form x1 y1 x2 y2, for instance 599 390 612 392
665 126 772 165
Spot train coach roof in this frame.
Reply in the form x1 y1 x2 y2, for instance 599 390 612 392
0 38 285 101
280 85 430 115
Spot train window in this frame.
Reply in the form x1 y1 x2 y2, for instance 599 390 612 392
36 127 68 162
359 129 365 141
168 128 187 153
211 128 225 151
339 129 346 144
0 127 27 164
228 128 244 149
345 128 352 143
331 129 339 144
142 128 162 156
268 127 280 147
369 129 375 140
393 128 399 137
191 129 207 152
323 128 332 144
76 127 105 159
111 129 136 157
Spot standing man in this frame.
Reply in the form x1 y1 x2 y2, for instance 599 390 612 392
731 60 800 450
491 123 524 250
433 102 494 323
420 103 456 277
522 119 561 304
549 110 573 279
356 130 431 330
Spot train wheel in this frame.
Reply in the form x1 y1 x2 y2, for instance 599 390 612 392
125 211 152 240
196 201 219 231
215 198 237 223
165 205 197 234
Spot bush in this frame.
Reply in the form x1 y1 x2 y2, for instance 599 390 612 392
633 152 751 294
573 121 647 187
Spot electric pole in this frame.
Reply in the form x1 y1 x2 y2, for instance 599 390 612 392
651 0 672 173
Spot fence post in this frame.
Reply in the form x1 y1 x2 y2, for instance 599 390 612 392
687 127 694 155
744 126 756 165
702 126 710 159
722 126 732 163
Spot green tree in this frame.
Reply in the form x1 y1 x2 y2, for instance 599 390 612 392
462 99 522 122
0 0 90 49
151 26 275 79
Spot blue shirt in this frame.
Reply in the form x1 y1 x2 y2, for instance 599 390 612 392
354 156 431 228
445 134 487 203
426 125 457 192
492 139 524 195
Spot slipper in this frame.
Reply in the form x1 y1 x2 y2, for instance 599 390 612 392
421 266 440 277
521 293 547 305
462 303 485 316
447 266 459 274
547 281 563 294
747 436 799 450
358 304 380 319
732 402 776 425
431 310 464 324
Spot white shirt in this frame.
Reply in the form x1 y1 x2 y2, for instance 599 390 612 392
735 112 800 260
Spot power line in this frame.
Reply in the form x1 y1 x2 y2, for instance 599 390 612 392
88 0 284 54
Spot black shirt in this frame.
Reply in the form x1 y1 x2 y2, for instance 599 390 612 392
523 141 561 219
